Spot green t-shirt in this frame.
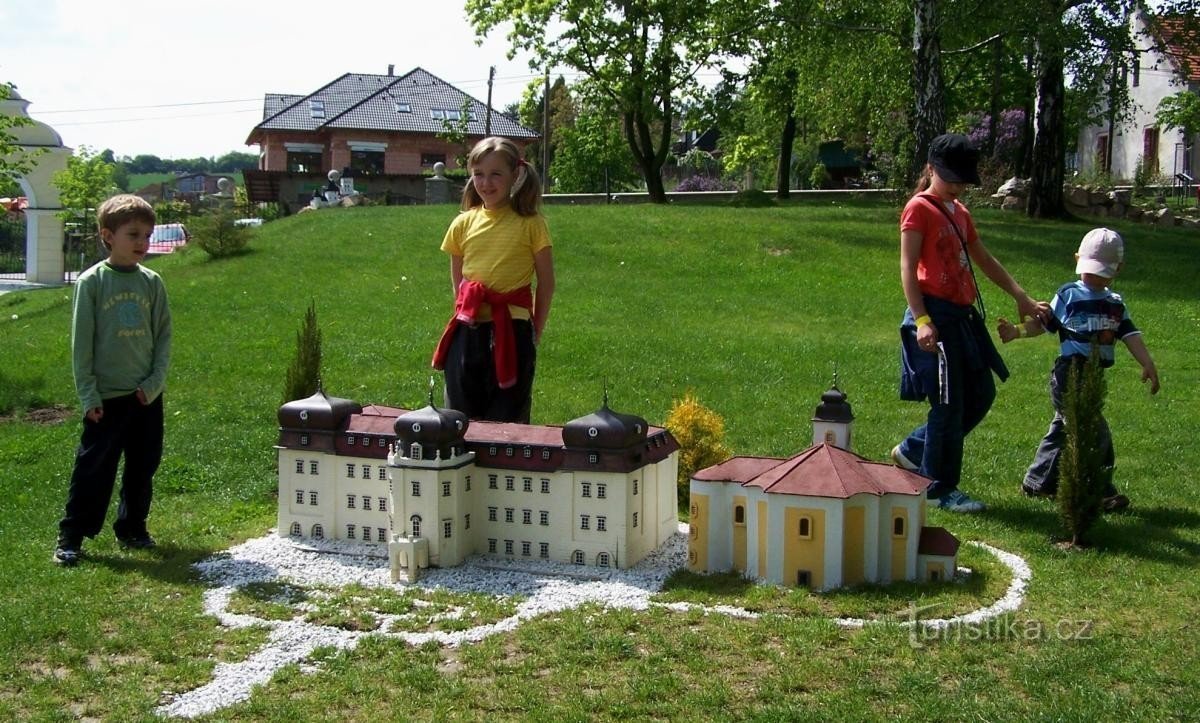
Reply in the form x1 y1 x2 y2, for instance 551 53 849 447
71 261 172 412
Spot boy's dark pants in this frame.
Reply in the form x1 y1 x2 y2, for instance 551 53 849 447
1023 356 1117 496
59 393 164 542
443 320 536 423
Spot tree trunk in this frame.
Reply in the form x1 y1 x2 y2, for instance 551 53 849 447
1028 35 1068 219
778 110 796 199
625 111 668 203
910 0 946 182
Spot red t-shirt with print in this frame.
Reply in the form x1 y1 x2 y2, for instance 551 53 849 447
900 193 979 307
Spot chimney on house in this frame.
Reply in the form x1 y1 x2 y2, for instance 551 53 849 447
387 64 394 76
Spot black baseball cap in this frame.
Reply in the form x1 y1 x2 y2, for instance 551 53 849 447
928 133 981 185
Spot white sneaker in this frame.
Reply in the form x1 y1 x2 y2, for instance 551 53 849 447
934 490 986 513
890 445 919 471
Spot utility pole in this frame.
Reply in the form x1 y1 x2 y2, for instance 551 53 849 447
543 68 550 193
485 65 495 136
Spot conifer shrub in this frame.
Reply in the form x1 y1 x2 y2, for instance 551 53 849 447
282 301 322 404
665 391 731 509
1058 345 1108 546
192 208 250 258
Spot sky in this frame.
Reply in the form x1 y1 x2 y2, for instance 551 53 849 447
1 0 554 160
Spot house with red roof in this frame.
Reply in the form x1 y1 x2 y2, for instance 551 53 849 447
1077 10 1200 181
244 66 539 210
688 385 958 590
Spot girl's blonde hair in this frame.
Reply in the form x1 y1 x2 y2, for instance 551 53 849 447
460 137 543 216
913 163 934 195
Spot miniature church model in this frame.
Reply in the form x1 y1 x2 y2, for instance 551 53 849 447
275 388 680 582
687 383 958 590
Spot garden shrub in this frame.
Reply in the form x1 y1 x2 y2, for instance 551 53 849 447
282 300 323 404
675 175 738 192
191 208 250 258
665 391 731 509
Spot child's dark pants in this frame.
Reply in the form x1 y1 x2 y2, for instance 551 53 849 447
443 320 536 423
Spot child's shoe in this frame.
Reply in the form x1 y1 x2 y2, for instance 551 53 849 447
933 489 986 513
117 533 156 549
890 445 919 472
53 536 82 566
1101 494 1131 513
1021 483 1054 499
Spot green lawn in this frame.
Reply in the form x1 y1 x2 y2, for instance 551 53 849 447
1 201 1197 719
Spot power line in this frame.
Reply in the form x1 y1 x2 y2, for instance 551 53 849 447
35 98 260 114
50 108 261 127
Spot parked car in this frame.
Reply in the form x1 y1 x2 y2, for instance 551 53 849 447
148 223 190 254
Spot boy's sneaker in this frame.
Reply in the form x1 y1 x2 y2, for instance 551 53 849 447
53 537 82 566
1021 483 1054 499
890 445 919 472
933 490 986 513
1102 494 1131 513
117 533 156 549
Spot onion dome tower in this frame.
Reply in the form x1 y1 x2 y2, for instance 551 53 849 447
277 386 363 450
811 374 854 450
562 391 650 471
393 399 469 461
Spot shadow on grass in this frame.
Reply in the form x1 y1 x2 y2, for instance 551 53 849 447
987 499 1200 565
82 543 229 585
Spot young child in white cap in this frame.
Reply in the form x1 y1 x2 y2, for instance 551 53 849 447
997 227 1160 511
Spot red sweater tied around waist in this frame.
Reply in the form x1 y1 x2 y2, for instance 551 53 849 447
431 280 534 389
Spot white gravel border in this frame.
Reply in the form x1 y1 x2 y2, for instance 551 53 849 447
156 528 1030 719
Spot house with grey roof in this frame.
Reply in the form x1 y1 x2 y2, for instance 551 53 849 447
244 67 538 208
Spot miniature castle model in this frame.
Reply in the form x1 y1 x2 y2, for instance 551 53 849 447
276 390 680 582
688 384 958 591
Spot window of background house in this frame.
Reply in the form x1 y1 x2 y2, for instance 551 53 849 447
287 152 323 173
351 150 385 176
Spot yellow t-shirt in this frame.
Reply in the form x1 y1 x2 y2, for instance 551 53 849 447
441 205 552 321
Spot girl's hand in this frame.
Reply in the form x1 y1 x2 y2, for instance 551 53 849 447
916 322 938 352
1017 296 1050 324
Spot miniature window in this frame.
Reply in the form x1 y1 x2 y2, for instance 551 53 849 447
309 491 318 505
347 495 356 509
506 446 514 457
597 484 606 499
572 550 584 565
522 541 531 556
379 438 387 448
523 446 532 458
489 474 498 489
465 475 472 491
588 453 598 464
581 482 592 498
523 477 532 492
633 480 639 495
597 552 610 567
346 464 356 478
523 509 532 525
348 436 355 446
410 515 422 537
825 430 836 444
541 479 550 494
411 480 420 497
893 517 905 537
580 515 590 530
539 542 549 558
443 520 452 539
361 465 370 479
410 442 422 460
443 481 451 497
290 522 301 536
504 539 514 555
539 510 549 526
312 524 324 539
378 468 387 481
488 538 497 553
310 461 319 475
734 505 745 525
798 516 812 539
295 459 304 474
362 496 371 511
797 570 812 588
295 489 305 504
597 516 607 532
346 524 355 539
378 528 386 542
505 508 514 523
542 449 551 460
488 507 497 521
505 476 515 491
300 435 309 446
465 513 471 530
378 497 387 511
489 446 497 456
632 512 639 528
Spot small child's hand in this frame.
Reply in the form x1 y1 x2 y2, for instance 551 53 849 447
1142 365 1160 395
136 388 149 405
85 407 104 423
996 317 1018 344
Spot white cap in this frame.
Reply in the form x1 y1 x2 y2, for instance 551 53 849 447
1076 227 1124 278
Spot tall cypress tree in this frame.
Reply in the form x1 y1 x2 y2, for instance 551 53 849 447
1058 344 1108 546
282 301 322 404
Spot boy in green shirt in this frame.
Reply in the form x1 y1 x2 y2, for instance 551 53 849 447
54 195 172 566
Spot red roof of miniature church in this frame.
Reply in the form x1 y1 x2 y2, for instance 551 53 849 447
918 526 960 557
694 443 930 499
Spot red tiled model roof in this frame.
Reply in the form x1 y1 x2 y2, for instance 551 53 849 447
918 526 960 557
696 443 930 499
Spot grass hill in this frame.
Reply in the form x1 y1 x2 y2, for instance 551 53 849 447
1 202 1197 718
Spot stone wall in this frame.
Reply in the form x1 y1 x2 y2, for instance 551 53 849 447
992 177 1200 228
